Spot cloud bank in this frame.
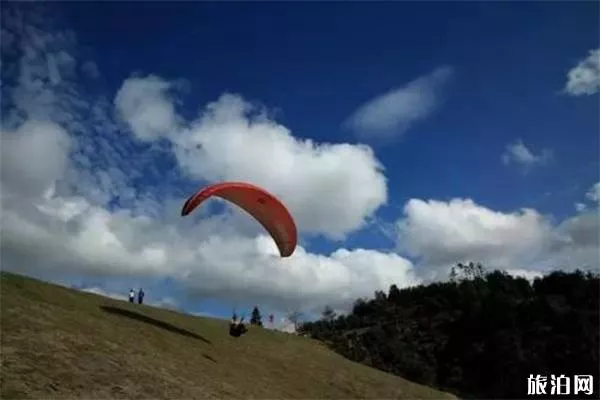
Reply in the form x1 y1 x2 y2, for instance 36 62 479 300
396 195 599 279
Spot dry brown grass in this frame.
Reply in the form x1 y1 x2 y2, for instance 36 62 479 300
1 271 456 399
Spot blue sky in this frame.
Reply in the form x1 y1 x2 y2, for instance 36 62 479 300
64 2 598 213
1 2 598 327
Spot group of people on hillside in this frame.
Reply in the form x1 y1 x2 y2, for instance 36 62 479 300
128 288 145 304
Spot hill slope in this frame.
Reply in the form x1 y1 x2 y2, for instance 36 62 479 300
0 272 455 399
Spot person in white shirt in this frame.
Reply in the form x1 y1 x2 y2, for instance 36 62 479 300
128 289 135 303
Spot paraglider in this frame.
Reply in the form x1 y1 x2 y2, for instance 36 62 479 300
229 314 248 338
181 181 297 258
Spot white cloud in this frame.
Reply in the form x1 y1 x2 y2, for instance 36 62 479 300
1 192 419 313
1 120 72 199
585 182 600 203
272 317 298 333
396 197 599 279
79 286 126 301
397 198 552 274
555 210 599 249
574 182 600 214
564 48 600 96
168 92 388 239
112 74 390 240
504 269 544 282
344 66 452 141
182 238 419 311
1 9 80 128
114 75 181 142
191 311 227 320
538 209 599 272
150 296 180 311
501 139 552 170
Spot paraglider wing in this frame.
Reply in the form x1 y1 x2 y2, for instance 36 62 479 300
181 182 297 257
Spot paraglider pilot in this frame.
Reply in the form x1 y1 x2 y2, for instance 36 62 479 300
229 314 248 338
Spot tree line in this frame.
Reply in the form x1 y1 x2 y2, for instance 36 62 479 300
298 263 600 399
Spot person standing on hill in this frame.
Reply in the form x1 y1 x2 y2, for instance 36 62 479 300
128 289 135 303
137 288 145 304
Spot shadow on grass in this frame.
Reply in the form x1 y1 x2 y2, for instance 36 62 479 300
203 354 217 363
100 305 211 344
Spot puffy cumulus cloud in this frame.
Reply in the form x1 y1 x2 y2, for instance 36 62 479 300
536 209 599 272
0 195 173 278
343 66 452 141
167 92 388 239
183 238 418 312
1 121 72 199
396 197 599 279
114 75 182 142
1 191 419 313
397 199 552 273
554 210 599 250
110 75 389 240
501 139 552 171
564 48 600 96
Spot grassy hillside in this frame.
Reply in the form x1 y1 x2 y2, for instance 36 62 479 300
0 272 456 399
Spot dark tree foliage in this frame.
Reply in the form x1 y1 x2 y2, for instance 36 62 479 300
322 305 336 322
250 305 263 326
299 264 600 399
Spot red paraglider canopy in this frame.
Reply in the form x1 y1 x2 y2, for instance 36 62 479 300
181 181 297 257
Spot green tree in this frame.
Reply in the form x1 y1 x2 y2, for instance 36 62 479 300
322 305 336 322
449 266 458 282
287 310 303 332
388 284 401 303
250 305 263 326
455 262 486 281
300 267 600 399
